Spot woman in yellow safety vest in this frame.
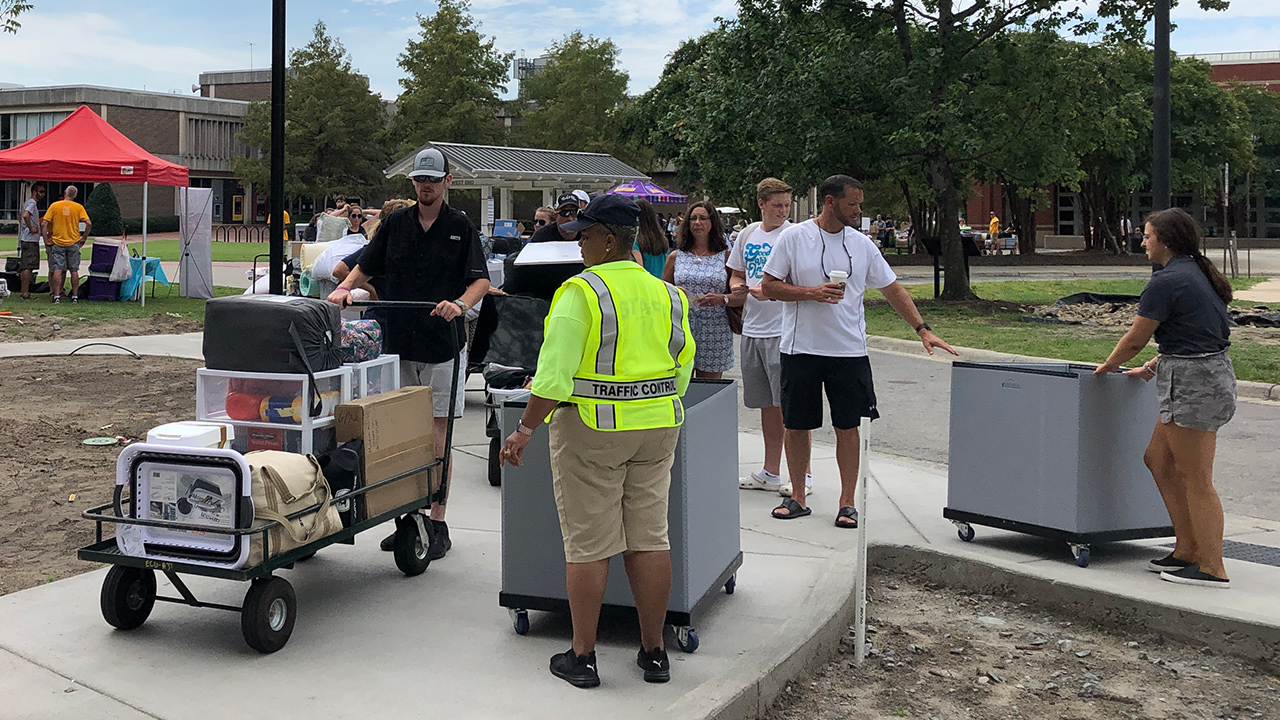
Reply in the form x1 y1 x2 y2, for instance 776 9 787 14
501 194 696 689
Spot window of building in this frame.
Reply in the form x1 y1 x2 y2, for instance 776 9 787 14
0 111 70 149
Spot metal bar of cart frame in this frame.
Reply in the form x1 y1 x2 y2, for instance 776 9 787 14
78 301 462 653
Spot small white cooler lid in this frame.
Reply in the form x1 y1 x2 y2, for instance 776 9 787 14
146 421 235 449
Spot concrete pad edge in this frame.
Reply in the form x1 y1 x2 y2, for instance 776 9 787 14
667 546 862 720
869 545 1280 672
865 335 1278 402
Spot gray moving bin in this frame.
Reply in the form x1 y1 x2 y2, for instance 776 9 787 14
498 379 742 653
945 362 1173 567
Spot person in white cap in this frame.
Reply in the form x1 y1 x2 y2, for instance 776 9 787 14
328 147 490 560
572 189 591 209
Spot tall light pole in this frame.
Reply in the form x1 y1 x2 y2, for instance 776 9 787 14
1152 0 1171 211
269 0 285 294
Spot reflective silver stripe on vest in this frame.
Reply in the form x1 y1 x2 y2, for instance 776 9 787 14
580 272 618 375
573 377 679 400
672 398 683 424
596 403 617 430
664 282 687 365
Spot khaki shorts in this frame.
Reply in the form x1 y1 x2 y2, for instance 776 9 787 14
549 407 680 563
401 355 466 418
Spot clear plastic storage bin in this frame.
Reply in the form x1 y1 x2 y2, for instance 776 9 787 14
346 355 400 399
226 421 337 456
197 367 351 427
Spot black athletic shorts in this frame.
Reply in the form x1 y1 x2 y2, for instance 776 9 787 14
779 353 879 431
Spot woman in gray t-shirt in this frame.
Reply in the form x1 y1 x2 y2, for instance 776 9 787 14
1095 207 1236 589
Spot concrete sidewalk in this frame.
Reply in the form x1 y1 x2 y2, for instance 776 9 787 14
2 335 1279 720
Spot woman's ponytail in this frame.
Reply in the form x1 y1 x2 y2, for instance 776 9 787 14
1147 207 1234 306
1192 253 1234 305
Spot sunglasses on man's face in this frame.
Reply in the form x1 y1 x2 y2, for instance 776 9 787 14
412 175 445 185
557 208 578 218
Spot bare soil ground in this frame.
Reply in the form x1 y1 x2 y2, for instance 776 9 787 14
0 313 202 343
0 355 198 596
1027 302 1280 345
768 577 1280 720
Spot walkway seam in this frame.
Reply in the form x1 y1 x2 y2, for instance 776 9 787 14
0 643 168 720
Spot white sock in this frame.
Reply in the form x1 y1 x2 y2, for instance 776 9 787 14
759 469 780 480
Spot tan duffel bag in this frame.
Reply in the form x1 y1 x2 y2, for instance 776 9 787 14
244 451 343 566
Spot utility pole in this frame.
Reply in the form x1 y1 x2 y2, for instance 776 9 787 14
1152 0 1171 211
269 0 285 294
246 41 256 70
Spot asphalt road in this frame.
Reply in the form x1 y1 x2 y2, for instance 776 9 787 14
730 348 1280 523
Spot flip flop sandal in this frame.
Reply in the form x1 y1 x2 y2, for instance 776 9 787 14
834 506 858 529
771 498 812 520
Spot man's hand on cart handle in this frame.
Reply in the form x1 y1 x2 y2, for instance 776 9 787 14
432 298 466 321
327 285 354 308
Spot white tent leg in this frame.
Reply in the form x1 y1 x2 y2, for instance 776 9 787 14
141 181 148 308
852 416 871 665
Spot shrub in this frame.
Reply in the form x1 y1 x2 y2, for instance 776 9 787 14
122 215 181 234
85 183 124 236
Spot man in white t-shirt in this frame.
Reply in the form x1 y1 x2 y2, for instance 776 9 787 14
762 175 956 527
728 177 811 496
17 183 46 299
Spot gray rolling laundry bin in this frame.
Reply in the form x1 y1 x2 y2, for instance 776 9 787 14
944 362 1174 567
498 379 742 653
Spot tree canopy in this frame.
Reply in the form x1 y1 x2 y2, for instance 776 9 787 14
392 0 512 150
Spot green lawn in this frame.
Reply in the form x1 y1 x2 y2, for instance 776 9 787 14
2 285 242 322
869 278 1279 384
2 237 270 263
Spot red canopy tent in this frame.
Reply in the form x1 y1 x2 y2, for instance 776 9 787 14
0 105 190 305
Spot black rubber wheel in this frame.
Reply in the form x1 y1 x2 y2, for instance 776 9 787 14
393 514 433 576
513 610 530 635
1075 547 1091 568
241 576 296 654
725 575 736 595
957 524 976 543
100 566 156 630
488 436 502 487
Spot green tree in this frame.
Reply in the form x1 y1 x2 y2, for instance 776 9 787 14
1 1 33 34
392 0 512 149
234 21 390 207
1229 84 1280 234
512 32 636 161
84 182 123 236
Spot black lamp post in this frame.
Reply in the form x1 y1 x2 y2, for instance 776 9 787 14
269 0 286 294
1152 0 1171 211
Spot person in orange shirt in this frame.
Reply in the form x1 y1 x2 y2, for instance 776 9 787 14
40 185 91 303
988 212 1001 256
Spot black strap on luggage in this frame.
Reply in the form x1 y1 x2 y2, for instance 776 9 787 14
287 322 325 418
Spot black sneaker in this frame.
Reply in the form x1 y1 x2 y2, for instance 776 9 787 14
636 646 670 683
550 648 600 688
427 519 451 560
1160 563 1230 589
379 531 395 552
1147 553 1193 574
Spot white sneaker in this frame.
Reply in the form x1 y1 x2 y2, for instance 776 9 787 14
739 471 783 491
779 474 814 497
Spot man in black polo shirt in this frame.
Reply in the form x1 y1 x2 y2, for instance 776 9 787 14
328 147 490 560
504 192 586 299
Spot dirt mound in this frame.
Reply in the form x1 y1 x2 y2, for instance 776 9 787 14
0 313 202 343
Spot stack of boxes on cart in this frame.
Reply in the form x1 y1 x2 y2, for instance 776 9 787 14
113 295 437 571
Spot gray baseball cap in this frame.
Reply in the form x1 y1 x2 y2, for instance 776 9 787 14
407 147 450 180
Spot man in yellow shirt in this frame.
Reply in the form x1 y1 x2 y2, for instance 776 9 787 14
265 208 291 241
41 185 92 303
988 211 1001 256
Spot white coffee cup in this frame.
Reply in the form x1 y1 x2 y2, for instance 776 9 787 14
828 270 848 286
78 221 87 233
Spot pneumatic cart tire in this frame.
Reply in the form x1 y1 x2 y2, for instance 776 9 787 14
488 436 502 487
241 576 296 654
393 514 433 576
101 566 156 630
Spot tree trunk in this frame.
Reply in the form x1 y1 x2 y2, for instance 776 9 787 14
929 156 975 300
1003 184 1037 255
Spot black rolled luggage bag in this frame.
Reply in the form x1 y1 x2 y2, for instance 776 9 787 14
203 295 344 374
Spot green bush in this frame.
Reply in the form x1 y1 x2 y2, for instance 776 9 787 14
85 183 124 236
122 215 181 234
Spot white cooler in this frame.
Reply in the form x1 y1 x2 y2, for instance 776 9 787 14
146 421 235 449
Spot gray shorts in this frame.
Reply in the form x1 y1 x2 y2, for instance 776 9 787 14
401 354 466 418
1156 351 1236 432
47 241 83 272
740 335 782 409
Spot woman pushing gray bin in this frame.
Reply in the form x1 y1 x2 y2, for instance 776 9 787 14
945 362 1174 567
498 379 742 653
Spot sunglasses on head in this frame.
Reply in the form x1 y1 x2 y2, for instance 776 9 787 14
411 175 446 184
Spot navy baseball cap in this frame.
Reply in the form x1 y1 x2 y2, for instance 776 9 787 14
561 194 640 232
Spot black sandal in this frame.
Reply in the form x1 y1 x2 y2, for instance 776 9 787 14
771 498 812 520
834 506 858 529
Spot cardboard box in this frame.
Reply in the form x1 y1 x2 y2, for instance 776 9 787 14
335 386 437 521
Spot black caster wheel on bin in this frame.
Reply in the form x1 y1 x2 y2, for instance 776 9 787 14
393 514 434 577
101 566 156 630
488 437 502 487
724 575 736 595
241 576 296 654
1071 545 1091 568
674 626 699 653
510 609 530 635
955 522 975 543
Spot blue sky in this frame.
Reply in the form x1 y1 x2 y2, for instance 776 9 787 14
0 0 1276 100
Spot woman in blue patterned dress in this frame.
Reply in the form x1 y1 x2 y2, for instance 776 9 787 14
663 201 742 378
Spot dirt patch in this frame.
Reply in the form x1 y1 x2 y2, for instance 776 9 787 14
768 578 1280 720
0 355 199 596
1025 303 1280 346
0 314 203 343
